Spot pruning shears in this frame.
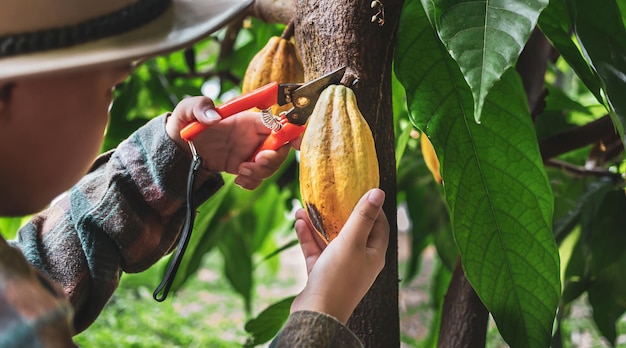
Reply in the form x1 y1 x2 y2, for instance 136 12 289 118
179 66 347 159
153 66 347 302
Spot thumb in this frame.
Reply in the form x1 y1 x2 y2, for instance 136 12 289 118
338 188 385 246
192 98 222 126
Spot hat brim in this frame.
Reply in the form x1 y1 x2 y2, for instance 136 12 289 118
0 0 253 83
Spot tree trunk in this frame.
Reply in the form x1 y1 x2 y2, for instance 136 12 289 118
294 0 404 346
437 258 489 347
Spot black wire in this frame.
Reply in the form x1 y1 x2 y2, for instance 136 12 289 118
153 152 202 302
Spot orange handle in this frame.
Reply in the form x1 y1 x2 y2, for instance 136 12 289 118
248 123 306 162
180 82 279 142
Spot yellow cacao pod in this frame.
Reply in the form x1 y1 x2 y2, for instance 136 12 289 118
241 36 304 115
421 133 442 184
299 85 380 244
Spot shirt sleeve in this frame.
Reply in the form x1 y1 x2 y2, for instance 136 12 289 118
270 311 364 348
10 114 224 334
0 237 76 347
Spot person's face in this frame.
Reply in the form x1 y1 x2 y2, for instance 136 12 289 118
0 66 129 215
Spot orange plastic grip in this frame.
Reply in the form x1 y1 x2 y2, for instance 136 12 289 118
247 123 306 162
179 82 280 142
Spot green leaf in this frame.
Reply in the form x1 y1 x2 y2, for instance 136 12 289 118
565 0 626 147
561 183 626 313
396 122 413 171
587 189 626 274
558 179 616 304
219 218 254 313
244 296 295 347
537 0 603 104
401 188 432 282
427 0 548 122
395 1 561 346
393 71 413 170
587 252 626 345
552 175 611 244
257 239 299 266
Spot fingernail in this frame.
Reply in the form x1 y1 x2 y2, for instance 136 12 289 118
367 189 385 208
239 167 252 176
204 109 221 122
255 156 269 166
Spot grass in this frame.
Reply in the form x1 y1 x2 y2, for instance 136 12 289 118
74 253 250 347
75 241 305 347
75 233 626 348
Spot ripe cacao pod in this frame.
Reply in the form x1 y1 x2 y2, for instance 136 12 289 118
241 36 304 115
299 85 380 243
421 133 442 184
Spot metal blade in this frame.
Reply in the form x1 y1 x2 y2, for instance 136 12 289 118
283 66 347 125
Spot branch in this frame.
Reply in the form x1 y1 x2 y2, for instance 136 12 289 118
218 14 246 63
544 158 623 181
539 115 621 161
247 0 293 24
516 27 558 120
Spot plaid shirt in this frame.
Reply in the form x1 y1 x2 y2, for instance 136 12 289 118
0 115 360 347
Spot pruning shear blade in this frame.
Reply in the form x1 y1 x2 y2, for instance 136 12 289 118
281 66 347 126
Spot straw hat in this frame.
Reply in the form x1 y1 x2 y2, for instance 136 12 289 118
0 0 253 83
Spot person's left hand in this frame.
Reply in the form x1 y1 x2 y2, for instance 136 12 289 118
290 188 389 324
165 96 296 190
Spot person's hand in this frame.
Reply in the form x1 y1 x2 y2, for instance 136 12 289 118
165 96 297 190
290 188 389 324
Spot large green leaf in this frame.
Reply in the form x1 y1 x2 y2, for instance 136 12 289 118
395 1 560 346
565 0 626 147
428 0 548 122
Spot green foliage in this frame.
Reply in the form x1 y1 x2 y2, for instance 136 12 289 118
426 0 549 122
396 0 626 347
74 254 252 347
538 0 603 104
396 2 560 346
564 0 626 146
244 296 295 346
560 184 626 345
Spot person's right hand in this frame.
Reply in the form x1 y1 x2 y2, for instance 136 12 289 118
290 188 390 324
165 96 297 190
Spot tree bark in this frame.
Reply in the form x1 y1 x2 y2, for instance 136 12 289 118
294 0 404 346
437 258 489 348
